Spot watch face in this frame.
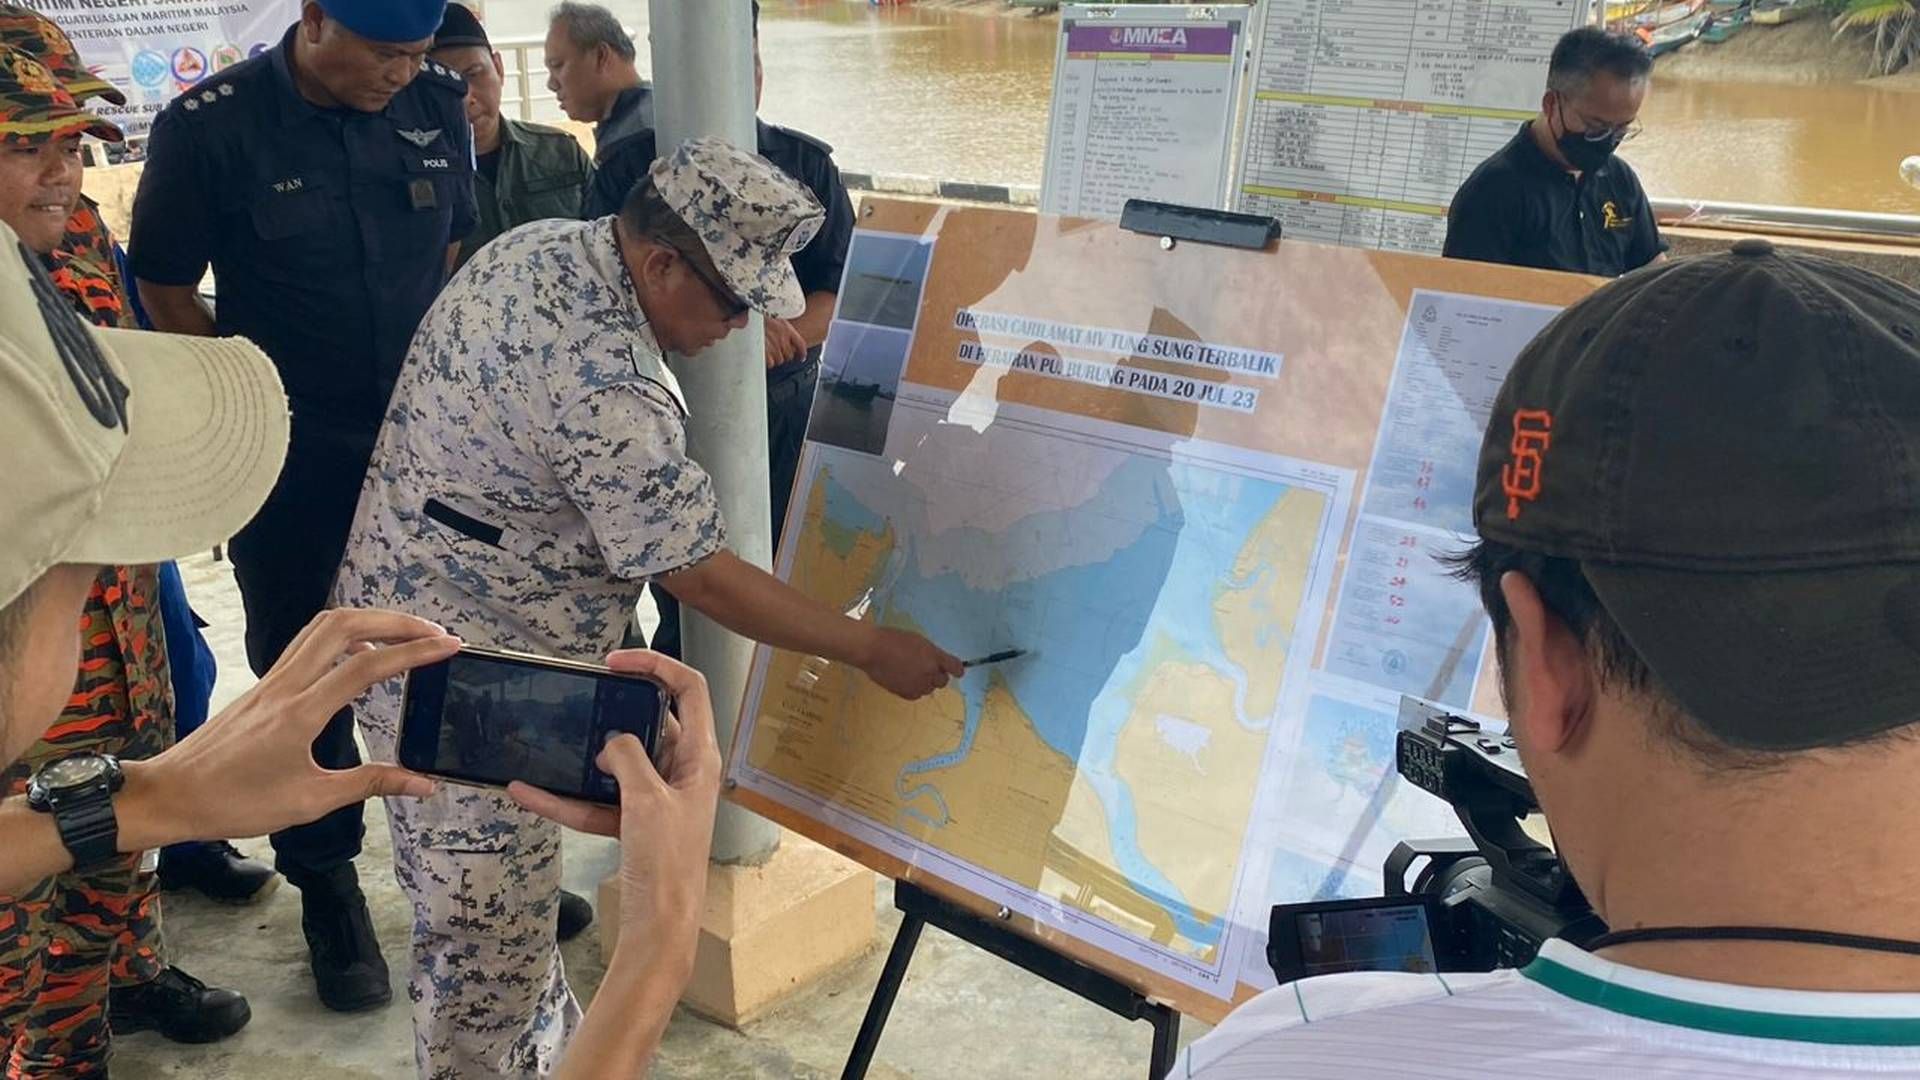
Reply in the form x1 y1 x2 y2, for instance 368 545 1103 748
40 755 108 790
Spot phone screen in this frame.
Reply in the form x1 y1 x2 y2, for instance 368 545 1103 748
399 649 665 805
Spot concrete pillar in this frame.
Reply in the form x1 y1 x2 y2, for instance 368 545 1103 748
645 0 781 867
604 4 878 1027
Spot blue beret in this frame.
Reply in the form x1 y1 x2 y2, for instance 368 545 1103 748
317 0 449 44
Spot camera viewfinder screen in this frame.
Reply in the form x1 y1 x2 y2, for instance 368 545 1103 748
435 656 654 801
1295 903 1438 978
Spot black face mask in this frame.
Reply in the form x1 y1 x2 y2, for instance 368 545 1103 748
1555 100 1626 172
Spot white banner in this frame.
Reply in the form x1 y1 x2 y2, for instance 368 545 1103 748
27 1 301 138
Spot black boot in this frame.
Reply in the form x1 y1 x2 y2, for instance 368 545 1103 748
158 842 281 905
557 889 594 943
295 865 391 1013
109 966 251 1044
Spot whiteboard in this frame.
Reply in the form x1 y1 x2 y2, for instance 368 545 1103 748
1040 4 1252 220
1232 0 1591 253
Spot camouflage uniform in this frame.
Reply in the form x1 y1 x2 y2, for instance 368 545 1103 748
333 215 725 1078
336 140 822 1078
53 199 136 331
0 564 172 1079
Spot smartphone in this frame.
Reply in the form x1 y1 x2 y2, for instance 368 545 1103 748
398 646 668 806
1266 895 1442 984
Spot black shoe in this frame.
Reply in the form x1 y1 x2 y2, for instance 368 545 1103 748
158 842 281 905
110 965 251 1044
557 889 594 943
296 867 391 1013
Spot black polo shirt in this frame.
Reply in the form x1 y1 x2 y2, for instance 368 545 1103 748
581 120 856 365
129 24 477 434
1443 123 1664 277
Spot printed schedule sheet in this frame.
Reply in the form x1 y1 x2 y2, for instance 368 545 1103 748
1235 0 1585 253
1042 6 1251 220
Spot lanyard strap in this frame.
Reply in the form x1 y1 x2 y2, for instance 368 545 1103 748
1589 926 1920 957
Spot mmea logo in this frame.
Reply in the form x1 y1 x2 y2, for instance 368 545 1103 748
1108 26 1189 47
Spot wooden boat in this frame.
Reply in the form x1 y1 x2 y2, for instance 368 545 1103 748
1752 0 1818 24
1643 8 1712 54
1622 0 1708 30
1605 0 1661 23
1699 10 1751 43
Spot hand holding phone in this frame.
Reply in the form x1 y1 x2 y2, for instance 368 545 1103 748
399 646 669 805
509 649 721 1080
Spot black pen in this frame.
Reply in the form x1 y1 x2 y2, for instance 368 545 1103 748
964 649 1028 668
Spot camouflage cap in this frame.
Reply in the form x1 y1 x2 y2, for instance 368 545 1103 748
0 44 121 144
651 136 825 320
0 4 124 106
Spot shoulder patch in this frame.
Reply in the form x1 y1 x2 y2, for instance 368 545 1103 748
771 123 834 157
415 59 467 93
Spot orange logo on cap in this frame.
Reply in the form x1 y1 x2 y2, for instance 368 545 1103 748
1502 409 1553 521
9 54 58 97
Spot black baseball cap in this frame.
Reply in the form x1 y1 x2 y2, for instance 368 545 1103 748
1473 239 1920 751
433 2 490 51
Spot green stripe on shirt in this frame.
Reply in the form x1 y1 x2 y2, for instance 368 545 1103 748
1524 955 1920 1046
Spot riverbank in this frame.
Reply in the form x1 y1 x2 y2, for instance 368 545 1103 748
1653 17 1886 84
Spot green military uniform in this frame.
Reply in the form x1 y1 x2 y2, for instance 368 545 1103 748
459 118 593 271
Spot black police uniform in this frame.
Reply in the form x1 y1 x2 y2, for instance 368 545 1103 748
1442 123 1665 277
129 25 476 883
586 120 854 658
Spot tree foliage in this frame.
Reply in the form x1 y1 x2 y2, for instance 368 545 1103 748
1833 0 1919 75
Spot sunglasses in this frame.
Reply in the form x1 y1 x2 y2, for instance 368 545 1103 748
672 247 750 319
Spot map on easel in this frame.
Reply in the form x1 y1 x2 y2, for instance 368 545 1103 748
725 198 1598 1021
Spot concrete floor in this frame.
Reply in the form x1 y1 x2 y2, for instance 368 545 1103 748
111 555 1203 1078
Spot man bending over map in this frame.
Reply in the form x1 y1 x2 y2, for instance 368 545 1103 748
333 139 964 1077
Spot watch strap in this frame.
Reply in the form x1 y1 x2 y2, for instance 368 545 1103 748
37 756 123 870
52 793 120 869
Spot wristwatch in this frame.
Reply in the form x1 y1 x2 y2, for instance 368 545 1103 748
26 752 124 870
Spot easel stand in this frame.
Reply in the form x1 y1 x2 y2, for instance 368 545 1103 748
840 880 1183 1080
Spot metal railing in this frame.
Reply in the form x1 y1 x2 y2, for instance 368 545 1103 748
1650 197 1920 244
495 33 560 123
835 171 1920 245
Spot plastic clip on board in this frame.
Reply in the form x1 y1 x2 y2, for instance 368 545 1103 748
1120 199 1281 251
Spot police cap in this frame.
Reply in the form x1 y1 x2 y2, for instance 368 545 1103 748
318 0 449 45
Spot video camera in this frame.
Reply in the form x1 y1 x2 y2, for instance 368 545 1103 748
1266 699 1606 984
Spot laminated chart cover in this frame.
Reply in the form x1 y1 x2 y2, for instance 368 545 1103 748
726 200 1599 1020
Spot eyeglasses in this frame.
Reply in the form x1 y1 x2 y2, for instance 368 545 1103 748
672 247 750 319
1578 120 1642 144
1558 99 1642 143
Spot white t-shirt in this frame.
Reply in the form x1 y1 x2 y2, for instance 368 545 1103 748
1176 939 1920 1079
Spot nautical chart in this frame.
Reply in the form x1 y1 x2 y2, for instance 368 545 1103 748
725 202 1598 1018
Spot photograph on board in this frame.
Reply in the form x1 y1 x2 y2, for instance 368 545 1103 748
836 232 936 330
807 322 912 456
